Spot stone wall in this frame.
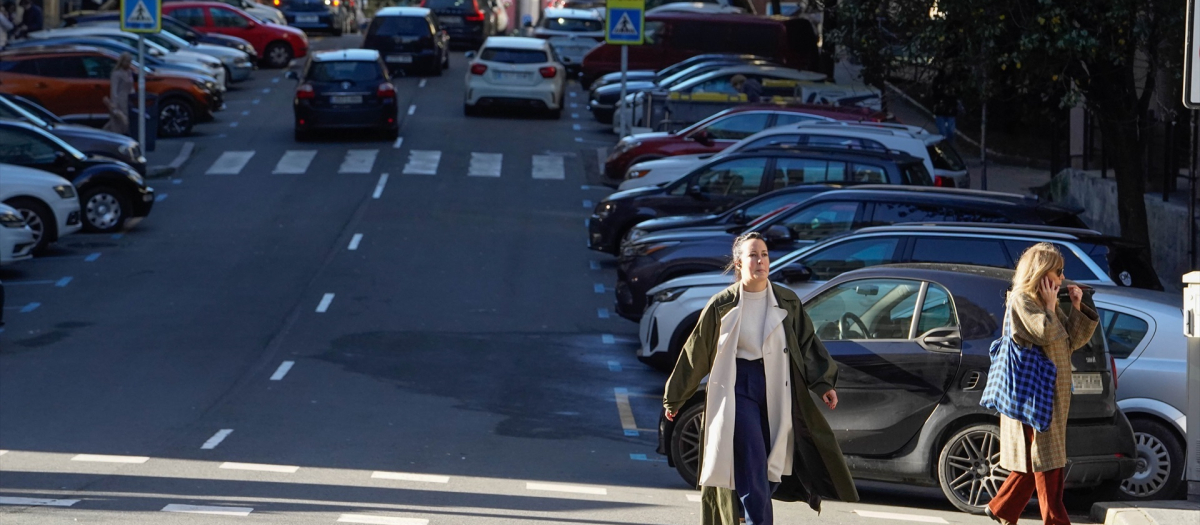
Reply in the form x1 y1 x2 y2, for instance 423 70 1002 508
1048 169 1197 292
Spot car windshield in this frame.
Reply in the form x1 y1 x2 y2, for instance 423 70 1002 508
480 48 548 64
902 162 934 185
541 17 602 31
6 96 61 124
307 61 382 82
143 32 183 52
370 16 431 36
0 98 49 128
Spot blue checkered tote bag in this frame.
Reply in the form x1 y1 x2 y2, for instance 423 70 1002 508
979 302 1057 432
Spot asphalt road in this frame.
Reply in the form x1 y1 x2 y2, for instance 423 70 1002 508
0 34 1074 525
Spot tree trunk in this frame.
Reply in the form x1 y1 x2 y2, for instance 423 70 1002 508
1093 110 1153 252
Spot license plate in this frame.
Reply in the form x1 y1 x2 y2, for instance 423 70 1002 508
386 55 413 63
1071 372 1104 395
439 15 463 24
330 95 362 104
494 71 531 80
297 15 318 22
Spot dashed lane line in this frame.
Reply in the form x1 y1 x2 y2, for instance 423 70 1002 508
71 454 149 463
373 173 389 198
349 233 363 250
316 293 335 313
392 137 404 149
371 471 450 483
0 497 80 507
219 462 299 473
407 104 416 115
613 388 639 437
853 510 949 523
162 503 253 516
270 361 295 380
525 482 607 496
201 429 234 450
339 515 428 525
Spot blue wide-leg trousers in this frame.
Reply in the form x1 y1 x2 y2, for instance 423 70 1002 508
734 358 776 525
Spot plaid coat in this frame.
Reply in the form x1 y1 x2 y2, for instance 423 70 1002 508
1000 292 1099 473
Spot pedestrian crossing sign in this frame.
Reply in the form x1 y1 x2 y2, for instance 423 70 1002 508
606 0 644 45
121 0 161 33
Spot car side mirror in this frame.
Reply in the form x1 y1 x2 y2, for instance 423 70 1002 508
285 70 299 81
730 209 747 224
778 262 812 283
685 184 706 199
691 130 712 146
464 51 476 59
53 150 70 166
763 224 791 244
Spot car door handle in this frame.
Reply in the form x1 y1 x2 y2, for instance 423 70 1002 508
917 328 961 353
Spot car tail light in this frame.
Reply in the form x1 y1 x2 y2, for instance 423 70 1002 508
377 82 396 98
1111 355 1118 391
933 175 953 187
296 83 315 99
466 0 485 21
273 0 279 5
538 66 557 78
470 63 487 75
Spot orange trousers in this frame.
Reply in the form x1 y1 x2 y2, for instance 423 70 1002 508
987 425 1070 525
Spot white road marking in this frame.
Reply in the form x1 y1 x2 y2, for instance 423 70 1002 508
270 361 295 380
597 308 610 319
339 515 428 525
229 121 239 128
572 124 581 130
252 98 261 105
0 497 80 507
262 88 271 94
686 494 702 502
339 149 379 174
349 233 363 250
403 150 441 175
219 462 299 473
407 104 416 115
392 137 404 149
853 510 949 524
526 482 607 496
0 450 7 455
273 150 317 174
594 283 605 293
272 77 280 83
242 110 250 116
205 151 255 175
608 361 621 372
155 194 168 202
602 334 615 344
614 387 638 435
582 200 592 208
316 293 335 313
371 471 450 483
570 102 578 108
201 429 234 450
532 155 565 179
468 153 503 177
162 503 253 516
418 79 427 88
71 454 149 463
373 173 389 199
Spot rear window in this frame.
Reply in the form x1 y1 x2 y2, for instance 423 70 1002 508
927 141 966 171
480 48 548 63
425 0 473 8
542 16 602 32
307 61 383 82
369 16 432 36
900 161 933 185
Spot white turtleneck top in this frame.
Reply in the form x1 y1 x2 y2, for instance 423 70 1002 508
736 285 768 360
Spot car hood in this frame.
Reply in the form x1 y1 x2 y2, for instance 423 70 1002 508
647 271 731 295
633 227 733 245
596 70 656 85
635 213 721 233
193 43 243 59
632 153 712 170
593 80 659 99
153 68 218 86
602 185 661 202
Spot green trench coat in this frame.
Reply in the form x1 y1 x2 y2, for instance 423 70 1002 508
664 283 859 525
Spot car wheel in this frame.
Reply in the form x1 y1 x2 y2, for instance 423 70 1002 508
1119 418 1185 500
937 422 1009 514
295 127 311 142
463 103 478 116
79 186 130 233
670 403 704 488
5 197 56 255
547 106 561 119
265 42 294 68
158 98 194 137
223 65 234 88
594 108 614 124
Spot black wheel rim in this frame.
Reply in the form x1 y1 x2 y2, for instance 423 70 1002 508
677 411 703 483
160 103 191 136
942 428 1009 510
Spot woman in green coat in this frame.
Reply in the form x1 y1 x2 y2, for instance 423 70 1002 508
664 232 859 525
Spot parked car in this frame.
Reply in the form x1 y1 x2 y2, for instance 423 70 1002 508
463 37 566 117
167 0 287 24
579 11 818 88
1094 287 1189 501
0 46 220 137
532 8 603 73
363 7 450 76
424 0 499 48
63 12 260 61
0 120 154 233
0 95 146 174
0 203 37 266
656 264 1136 514
6 36 224 83
28 26 231 88
587 57 785 123
588 148 933 255
288 49 398 140
603 104 885 184
69 21 257 84
277 0 354 35
0 164 82 254
619 120 970 190
589 53 767 90
645 2 746 14
639 222 1156 369
163 1 310 68
627 184 846 240
616 190 1090 321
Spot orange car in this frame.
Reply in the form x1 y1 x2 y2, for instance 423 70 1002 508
0 45 221 137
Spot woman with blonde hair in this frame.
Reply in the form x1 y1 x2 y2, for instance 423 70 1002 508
102 53 134 135
664 231 858 525
986 242 1098 525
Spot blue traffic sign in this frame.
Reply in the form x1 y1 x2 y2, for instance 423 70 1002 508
121 0 161 33
606 0 644 45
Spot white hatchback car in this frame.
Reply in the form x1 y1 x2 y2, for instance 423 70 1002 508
0 203 36 265
533 8 603 72
0 163 83 254
463 36 566 118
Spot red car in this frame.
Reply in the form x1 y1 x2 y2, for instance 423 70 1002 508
603 104 886 184
163 1 309 68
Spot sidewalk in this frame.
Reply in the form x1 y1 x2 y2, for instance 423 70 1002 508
143 139 196 179
1091 500 1200 525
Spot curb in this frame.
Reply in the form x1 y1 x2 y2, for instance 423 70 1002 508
145 141 195 179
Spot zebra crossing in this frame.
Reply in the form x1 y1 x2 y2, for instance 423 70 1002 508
204 149 571 179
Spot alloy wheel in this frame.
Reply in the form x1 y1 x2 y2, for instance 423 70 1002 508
160 103 191 136
85 192 123 231
1120 431 1172 498
269 45 291 67
18 209 44 245
672 407 704 486
940 426 1009 512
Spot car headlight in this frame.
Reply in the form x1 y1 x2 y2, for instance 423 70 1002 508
235 56 251 66
627 168 651 179
652 288 686 304
594 201 615 220
622 241 679 258
611 138 642 157
54 184 76 199
628 228 647 242
0 210 25 228
205 80 216 91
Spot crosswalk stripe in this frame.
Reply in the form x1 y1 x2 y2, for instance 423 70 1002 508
468 153 502 177
339 150 379 174
273 150 317 174
525 482 607 495
338 514 428 524
853 510 949 523
71 454 149 463
371 471 450 483
0 497 80 507
403 150 440 175
162 503 253 516
532 155 565 180
219 462 299 473
206 151 255 175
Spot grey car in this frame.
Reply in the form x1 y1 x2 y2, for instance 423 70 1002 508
0 95 147 175
1094 287 1188 501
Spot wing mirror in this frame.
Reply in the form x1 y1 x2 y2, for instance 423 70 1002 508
53 150 71 166
691 130 712 146
917 327 961 353
762 224 791 245
685 184 706 199
778 262 812 283
730 209 747 224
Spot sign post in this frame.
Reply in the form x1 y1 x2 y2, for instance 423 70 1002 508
606 0 643 137
121 0 161 149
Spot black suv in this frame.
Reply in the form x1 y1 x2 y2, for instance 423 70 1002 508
422 0 496 48
626 184 848 243
658 264 1136 514
288 49 399 140
363 7 451 75
280 0 353 35
0 120 154 234
613 186 1086 320
587 147 933 255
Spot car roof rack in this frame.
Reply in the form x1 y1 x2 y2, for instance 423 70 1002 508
853 222 1105 238
795 120 935 137
739 143 918 159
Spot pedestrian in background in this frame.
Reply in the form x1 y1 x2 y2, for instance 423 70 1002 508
731 74 763 103
4 1 22 39
663 231 858 525
986 242 1098 525
103 53 135 135
14 0 40 37
931 70 960 140
0 8 13 48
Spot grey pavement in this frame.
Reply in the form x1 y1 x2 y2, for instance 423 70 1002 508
1091 500 1200 525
